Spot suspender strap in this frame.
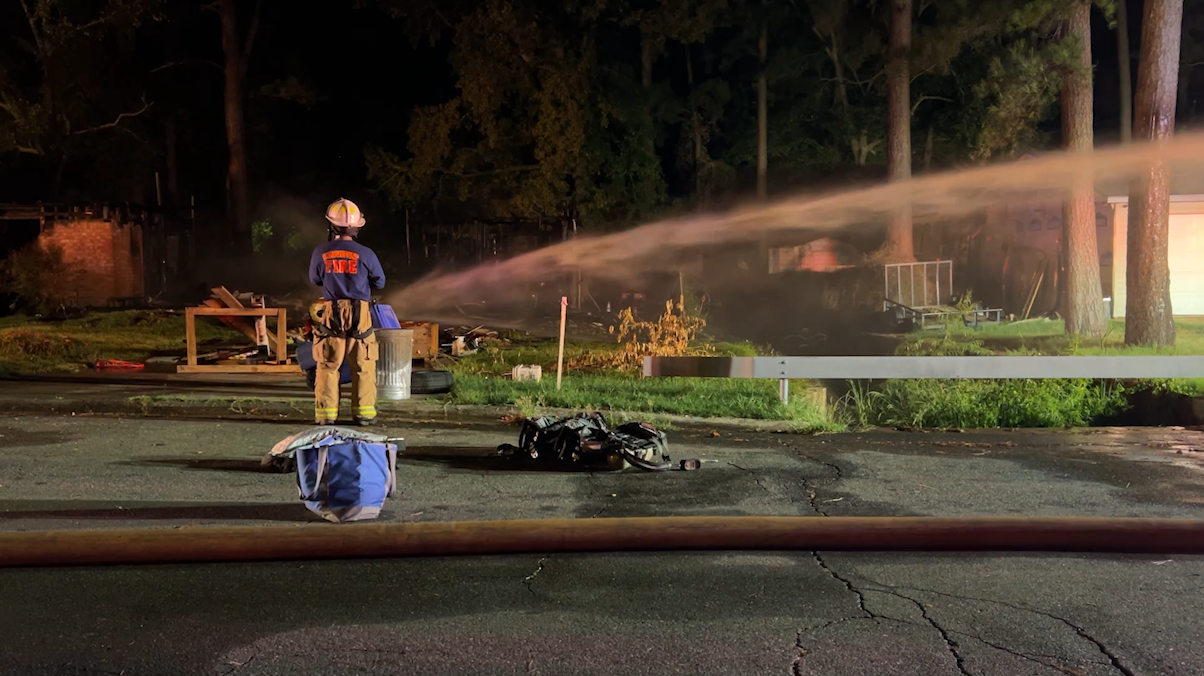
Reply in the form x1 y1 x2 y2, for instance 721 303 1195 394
350 300 374 341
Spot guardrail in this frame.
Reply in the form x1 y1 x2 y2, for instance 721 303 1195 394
643 356 1204 402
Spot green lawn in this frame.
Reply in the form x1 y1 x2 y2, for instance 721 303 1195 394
0 310 243 374
450 372 829 425
915 317 1204 355
899 317 1204 398
443 333 829 426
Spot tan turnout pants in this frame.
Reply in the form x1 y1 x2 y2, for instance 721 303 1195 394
314 299 378 423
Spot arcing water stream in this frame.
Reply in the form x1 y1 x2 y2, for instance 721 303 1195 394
387 134 1204 326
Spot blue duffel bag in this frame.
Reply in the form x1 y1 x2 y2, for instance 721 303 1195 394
268 427 401 523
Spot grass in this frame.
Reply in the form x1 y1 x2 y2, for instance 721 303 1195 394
0 310 244 374
914 317 1204 356
449 372 832 426
827 316 1204 428
900 317 1204 397
838 378 1129 429
444 333 831 427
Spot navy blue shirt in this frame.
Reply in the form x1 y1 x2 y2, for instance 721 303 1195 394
309 239 385 301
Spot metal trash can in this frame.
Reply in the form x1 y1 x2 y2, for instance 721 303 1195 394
376 328 414 401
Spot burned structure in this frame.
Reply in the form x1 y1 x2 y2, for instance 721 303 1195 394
0 202 194 308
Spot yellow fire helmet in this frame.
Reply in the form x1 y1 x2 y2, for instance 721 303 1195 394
325 198 366 230
309 301 327 325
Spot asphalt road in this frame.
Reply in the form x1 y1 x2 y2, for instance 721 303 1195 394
1 415 1204 676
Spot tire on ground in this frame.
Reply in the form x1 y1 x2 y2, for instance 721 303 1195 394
306 367 454 395
411 369 454 395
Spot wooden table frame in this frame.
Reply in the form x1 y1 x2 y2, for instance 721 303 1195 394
180 307 301 374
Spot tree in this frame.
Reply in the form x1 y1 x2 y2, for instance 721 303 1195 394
0 0 156 199
1060 1 1107 337
217 0 260 248
883 0 915 261
756 10 768 200
623 0 730 201
1125 0 1183 347
367 0 667 225
1118 0 1133 142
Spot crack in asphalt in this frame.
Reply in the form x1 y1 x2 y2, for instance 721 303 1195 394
811 552 875 619
868 587 973 676
798 616 864 634
764 440 1115 676
774 440 844 514
779 437 845 481
790 631 807 676
947 630 1086 675
220 644 263 675
866 583 1134 676
522 557 548 596
727 461 774 496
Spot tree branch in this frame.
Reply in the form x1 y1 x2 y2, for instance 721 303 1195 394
242 0 262 79
72 16 115 36
150 59 223 73
17 0 45 58
457 164 541 179
71 99 153 135
841 62 885 91
911 94 953 115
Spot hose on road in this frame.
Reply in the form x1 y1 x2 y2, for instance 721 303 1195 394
2 516 1203 568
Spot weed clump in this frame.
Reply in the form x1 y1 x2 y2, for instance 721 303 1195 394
604 296 713 371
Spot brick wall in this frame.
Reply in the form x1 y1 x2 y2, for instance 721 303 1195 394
38 219 144 307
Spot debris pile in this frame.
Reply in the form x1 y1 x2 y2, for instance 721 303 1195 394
440 325 505 357
187 286 282 368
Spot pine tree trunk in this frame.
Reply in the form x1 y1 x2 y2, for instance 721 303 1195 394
641 36 654 88
884 0 915 262
1125 0 1183 347
1118 0 1133 143
923 126 934 172
1061 2 1107 338
221 0 251 248
165 117 179 205
756 18 768 200
686 45 704 197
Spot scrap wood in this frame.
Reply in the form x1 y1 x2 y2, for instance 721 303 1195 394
211 287 272 355
201 299 259 345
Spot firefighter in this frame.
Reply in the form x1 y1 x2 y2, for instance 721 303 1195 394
309 198 386 425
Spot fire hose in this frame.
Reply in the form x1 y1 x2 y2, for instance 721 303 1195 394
1 516 1203 568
